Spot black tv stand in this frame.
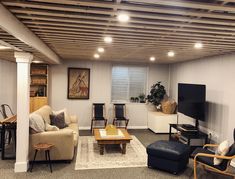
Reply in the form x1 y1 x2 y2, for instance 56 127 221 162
169 124 208 153
181 124 197 131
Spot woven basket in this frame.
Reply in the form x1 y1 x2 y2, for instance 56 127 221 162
161 100 177 114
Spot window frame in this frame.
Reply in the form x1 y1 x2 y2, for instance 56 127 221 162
111 64 149 103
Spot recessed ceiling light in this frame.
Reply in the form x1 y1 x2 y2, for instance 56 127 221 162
94 53 100 59
167 51 175 57
150 56 155 61
194 42 203 49
104 36 112 43
98 47 104 53
0 45 11 50
117 13 130 23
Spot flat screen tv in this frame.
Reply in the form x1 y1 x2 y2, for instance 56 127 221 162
178 83 206 129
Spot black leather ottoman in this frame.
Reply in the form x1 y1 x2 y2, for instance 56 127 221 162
146 140 190 174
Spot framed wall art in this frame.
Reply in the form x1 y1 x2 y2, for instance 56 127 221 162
67 68 90 99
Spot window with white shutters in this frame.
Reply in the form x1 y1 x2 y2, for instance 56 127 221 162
111 65 147 102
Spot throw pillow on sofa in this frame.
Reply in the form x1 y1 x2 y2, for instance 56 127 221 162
50 112 68 129
29 113 45 133
53 108 71 125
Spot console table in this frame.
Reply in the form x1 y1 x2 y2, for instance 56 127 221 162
169 124 208 152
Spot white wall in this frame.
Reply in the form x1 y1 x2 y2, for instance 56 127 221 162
49 60 169 129
0 59 17 118
169 53 235 143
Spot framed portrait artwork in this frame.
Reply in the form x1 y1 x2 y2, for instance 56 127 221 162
67 68 90 99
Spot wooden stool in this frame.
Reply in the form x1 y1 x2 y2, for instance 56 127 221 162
30 143 54 173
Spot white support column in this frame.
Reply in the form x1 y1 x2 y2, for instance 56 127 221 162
14 52 33 172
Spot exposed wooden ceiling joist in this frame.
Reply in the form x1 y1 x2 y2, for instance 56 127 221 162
1 0 234 63
11 8 235 26
0 3 61 64
0 28 50 62
3 1 235 20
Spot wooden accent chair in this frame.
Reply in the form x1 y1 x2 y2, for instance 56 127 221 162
192 128 235 179
90 103 107 133
112 104 129 129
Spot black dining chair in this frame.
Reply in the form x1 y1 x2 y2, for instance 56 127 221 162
1 104 14 119
90 103 107 133
112 104 129 129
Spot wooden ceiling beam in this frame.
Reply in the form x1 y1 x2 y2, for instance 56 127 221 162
0 3 61 64
11 8 235 26
3 1 235 21
28 0 235 12
30 28 235 44
127 0 235 12
23 21 235 37
17 14 235 32
27 24 235 43
41 39 235 51
35 32 235 47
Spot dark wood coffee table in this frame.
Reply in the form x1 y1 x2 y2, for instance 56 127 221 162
94 129 132 155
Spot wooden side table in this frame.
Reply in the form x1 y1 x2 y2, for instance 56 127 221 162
30 143 54 173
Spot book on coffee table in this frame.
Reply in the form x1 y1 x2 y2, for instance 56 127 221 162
99 129 124 138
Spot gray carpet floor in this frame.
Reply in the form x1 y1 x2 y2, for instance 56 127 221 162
0 129 232 179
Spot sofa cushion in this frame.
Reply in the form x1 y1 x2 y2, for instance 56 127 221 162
29 113 45 133
50 112 68 129
34 105 53 124
62 123 78 146
66 123 78 133
53 108 71 125
45 123 59 131
70 115 78 123
147 140 190 161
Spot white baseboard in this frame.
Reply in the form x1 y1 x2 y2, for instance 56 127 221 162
79 126 148 130
14 161 28 172
79 127 90 130
127 126 148 129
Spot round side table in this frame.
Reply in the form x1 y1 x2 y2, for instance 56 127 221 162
30 143 54 173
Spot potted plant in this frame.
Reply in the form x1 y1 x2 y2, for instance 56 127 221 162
139 93 145 103
135 97 139 103
147 82 166 109
130 97 135 102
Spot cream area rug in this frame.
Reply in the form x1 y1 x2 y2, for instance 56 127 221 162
75 135 147 170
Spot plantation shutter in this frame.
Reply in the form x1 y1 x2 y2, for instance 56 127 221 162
111 65 147 102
